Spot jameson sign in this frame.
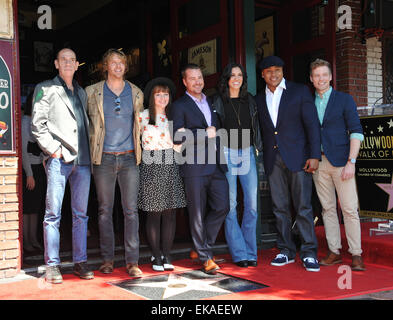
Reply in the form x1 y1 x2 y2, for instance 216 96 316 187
188 39 217 76
0 53 13 152
356 114 393 219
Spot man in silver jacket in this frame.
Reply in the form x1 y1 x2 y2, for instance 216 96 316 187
31 48 94 284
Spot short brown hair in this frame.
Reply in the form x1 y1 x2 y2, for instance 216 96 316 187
102 48 129 79
148 85 171 126
181 63 201 79
310 58 332 75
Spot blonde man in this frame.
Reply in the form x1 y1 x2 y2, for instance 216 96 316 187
85 49 144 277
310 59 365 271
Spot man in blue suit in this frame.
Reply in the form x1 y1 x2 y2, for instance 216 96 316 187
255 56 321 272
310 59 365 271
170 64 229 275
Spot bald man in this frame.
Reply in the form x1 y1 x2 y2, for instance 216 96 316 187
31 48 94 284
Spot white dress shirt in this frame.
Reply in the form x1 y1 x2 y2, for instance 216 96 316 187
265 78 286 127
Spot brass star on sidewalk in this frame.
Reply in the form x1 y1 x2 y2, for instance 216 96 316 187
376 177 393 212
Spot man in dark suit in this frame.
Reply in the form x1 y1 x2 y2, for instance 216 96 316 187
255 56 321 272
309 58 365 271
170 63 229 274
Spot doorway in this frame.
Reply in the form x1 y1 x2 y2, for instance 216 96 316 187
255 0 336 86
18 0 196 268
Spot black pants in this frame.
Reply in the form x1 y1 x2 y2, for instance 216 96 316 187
183 167 229 262
145 210 176 258
268 153 318 260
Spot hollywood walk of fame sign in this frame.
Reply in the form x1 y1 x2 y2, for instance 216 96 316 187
109 270 268 300
357 108 393 219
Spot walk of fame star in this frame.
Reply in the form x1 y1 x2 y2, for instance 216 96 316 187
109 270 268 300
376 176 393 212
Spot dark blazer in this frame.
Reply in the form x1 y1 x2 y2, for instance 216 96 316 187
169 93 227 177
317 89 363 167
255 80 321 176
209 93 263 153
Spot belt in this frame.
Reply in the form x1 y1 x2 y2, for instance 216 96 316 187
103 150 134 156
321 151 325 155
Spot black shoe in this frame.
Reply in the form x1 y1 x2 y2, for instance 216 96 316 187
162 255 174 271
73 262 94 280
151 256 164 272
235 260 248 268
45 265 63 284
248 260 257 267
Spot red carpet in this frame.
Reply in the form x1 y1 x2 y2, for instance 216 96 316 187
1 222 392 300
315 221 393 268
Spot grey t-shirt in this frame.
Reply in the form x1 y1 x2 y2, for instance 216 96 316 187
103 81 134 152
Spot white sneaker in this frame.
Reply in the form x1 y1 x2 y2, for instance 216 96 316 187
302 257 320 272
271 253 295 266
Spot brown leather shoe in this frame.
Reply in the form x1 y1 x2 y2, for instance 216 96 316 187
99 261 114 274
351 255 366 271
190 250 226 264
320 251 342 266
203 259 220 275
126 263 143 277
190 250 199 261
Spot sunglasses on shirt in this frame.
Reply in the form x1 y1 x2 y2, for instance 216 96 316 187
114 97 121 114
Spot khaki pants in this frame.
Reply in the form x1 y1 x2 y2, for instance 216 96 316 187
313 156 362 256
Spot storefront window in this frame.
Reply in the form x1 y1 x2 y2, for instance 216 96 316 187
384 37 393 104
177 0 220 38
292 4 325 44
292 49 326 84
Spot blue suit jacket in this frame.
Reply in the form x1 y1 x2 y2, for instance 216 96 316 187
317 89 363 167
169 94 227 177
255 80 321 176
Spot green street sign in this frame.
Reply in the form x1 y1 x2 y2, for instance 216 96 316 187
0 54 13 152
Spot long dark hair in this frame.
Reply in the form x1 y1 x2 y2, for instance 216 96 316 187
217 63 248 103
148 85 172 126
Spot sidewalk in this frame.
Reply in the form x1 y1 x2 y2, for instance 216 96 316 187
1 244 393 300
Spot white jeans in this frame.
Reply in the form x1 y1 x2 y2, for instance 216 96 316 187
313 155 362 256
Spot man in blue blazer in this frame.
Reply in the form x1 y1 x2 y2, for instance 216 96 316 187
170 64 229 275
310 59 365 271
255 56 321 272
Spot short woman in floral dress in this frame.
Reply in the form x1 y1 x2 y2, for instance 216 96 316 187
138 77 186 272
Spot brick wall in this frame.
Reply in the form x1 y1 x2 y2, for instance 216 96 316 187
336 0 368 107
367 37 383 106
0 156 20 279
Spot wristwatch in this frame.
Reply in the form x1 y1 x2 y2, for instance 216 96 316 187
348 158 356 164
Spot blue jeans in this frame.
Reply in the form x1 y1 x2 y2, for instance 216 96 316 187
43 158 91 266
93 152 139 264
223 146 258 262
